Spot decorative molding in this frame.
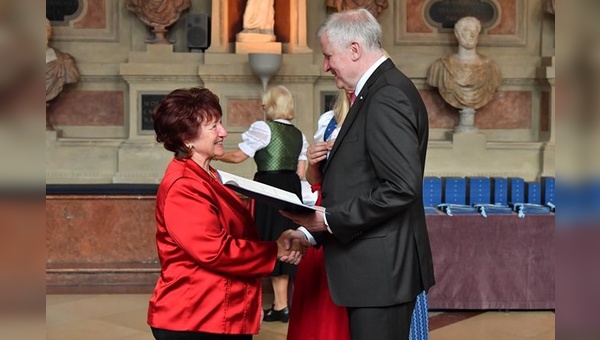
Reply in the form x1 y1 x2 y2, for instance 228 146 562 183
51 0 120 42
120 75 201 83
486 141 544 150
52 139 124 147
429 140 544 151
500 78 539 86
46 170 117 180
200 75 320 84
80 75 125 83
112 172 163 183
395 0 527 46
414 77 539 87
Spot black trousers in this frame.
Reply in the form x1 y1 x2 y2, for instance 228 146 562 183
151 327 252 340
346 299 417 340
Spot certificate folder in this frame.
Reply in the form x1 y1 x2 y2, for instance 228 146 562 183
217 170 320 213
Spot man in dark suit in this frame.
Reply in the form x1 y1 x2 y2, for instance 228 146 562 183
280 8 435 340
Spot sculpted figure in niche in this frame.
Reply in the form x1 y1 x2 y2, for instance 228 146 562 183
325 0 389 18
427 16 501 111
242 0 275 34
125 0 190 44
46 18 80 129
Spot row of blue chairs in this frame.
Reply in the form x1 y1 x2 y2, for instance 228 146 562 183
423 177 555 217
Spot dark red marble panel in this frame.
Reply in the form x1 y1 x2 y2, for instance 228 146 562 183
74 0 107 29
475 91 532 129
46 196 157 263
227 98 263 127
47 90 124 126
421 89 459 129
422 89 532 130
488 0 517 35
407 0 434 33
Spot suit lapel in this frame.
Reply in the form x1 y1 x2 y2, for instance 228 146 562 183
322 59 396 174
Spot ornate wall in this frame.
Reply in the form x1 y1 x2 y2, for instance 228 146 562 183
45 0 555 292
46 0 555 183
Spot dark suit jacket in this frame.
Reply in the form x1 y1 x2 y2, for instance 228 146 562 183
320 59 435 307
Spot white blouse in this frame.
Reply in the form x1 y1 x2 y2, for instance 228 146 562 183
238 119 308 160
314 110 341 143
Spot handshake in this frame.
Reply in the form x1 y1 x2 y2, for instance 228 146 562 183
275 229 310 265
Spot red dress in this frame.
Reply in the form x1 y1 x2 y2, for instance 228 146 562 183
287 183 350 340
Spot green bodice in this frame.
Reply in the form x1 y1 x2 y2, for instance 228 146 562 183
254 121 302 172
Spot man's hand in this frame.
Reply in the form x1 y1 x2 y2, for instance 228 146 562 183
279 208 327 233
276 229 309 265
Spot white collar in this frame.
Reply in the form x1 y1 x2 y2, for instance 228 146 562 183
355 56 388 98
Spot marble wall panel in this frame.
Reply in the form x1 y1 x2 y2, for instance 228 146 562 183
476 91 532 129
422 89 532 130
226 98 263 128
46 196 157 264
420 89 458 129
74 0 107 29
47 90 124 126
406 0 432 33
488 0 517 35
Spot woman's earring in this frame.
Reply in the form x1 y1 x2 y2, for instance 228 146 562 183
186 144 194 149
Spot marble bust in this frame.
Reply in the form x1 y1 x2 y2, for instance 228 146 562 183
427 16 502 110
46 18 80 130
125 0 190 44
46 20 79 103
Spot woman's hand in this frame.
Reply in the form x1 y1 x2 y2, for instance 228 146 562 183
306 141 331 165
276 229 309 265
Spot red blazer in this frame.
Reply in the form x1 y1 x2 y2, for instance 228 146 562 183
148 158 277 334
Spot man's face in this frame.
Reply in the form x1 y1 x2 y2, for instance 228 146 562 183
320 34 355 93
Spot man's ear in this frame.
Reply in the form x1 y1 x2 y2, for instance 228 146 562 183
350 41 361 61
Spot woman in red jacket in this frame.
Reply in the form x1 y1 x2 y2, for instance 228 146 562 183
148 87 307 340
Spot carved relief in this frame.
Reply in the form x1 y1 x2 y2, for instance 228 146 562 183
125 0 191 44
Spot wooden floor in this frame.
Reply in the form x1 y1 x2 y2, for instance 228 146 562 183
46 294 555 340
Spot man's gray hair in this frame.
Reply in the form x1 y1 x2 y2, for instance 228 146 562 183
317 8 382 53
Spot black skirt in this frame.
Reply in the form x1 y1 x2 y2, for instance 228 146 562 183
253 170 302 277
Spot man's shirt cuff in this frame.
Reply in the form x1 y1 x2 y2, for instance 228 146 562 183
297 227 317 246
322 210 333 234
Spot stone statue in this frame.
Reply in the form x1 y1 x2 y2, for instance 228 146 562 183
125 0 190 44
46 18 80 130
325 0 389 18
544 0 555 15
236 0 279 48
242 0 275 35
427 16 502 132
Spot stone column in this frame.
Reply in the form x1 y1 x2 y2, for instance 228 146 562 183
285 0 312 54
208 0 232 53
538 56 555 177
